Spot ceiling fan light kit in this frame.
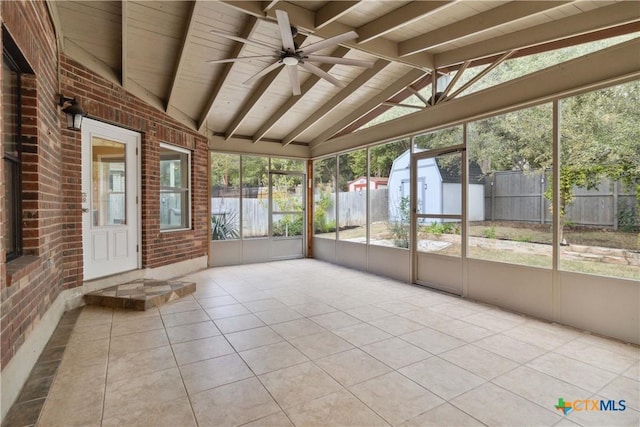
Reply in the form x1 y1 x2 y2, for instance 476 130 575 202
209 10 374 96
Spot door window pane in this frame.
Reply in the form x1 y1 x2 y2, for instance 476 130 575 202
272 173 304 238
92 138 126 227
242 156 268 238
160 143 191 230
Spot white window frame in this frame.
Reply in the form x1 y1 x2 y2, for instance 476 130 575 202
159 142 191 232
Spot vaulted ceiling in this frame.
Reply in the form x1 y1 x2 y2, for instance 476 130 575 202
50 1 639 153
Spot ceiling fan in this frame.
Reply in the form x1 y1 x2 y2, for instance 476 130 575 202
208 10 374 96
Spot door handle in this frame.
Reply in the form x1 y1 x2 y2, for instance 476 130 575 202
82 208 89 213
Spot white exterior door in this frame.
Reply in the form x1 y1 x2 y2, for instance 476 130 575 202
82 119 139 280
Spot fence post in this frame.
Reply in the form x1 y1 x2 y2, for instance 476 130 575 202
490 176 495 221
540 172 545 224
613 180 618 230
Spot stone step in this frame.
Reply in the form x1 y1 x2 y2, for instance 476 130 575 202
84 278 196 310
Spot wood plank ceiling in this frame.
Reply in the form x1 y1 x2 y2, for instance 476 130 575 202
51 0 639 152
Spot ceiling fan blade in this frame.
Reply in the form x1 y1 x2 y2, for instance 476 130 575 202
302 31 358 55
305 55 374 68
210 29 279 51
299 62 345 89
275 10 296 52
207 55 277 64
243 62 283 86
286 65 301 96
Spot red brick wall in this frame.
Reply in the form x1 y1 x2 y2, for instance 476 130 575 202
1 0 209 371
59 57 209 277
1 1 65 370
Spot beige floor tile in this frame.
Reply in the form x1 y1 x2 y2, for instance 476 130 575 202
361 337 431 369
206 303 250 320
462 311 527 332
573 334 640 360
191 377 280 427
59 337 110 369
103 367 187 420
259 362 343 408
214 313 266 334
192 286 228 299
493 366 591 409
440 344 520 380
285 389 389 427
271 318 327 340
47 362 106 401
107 345 176 384
225 326 284 352
255 307 304 325
400 327 466 354
75 306 113 327
310 311 361 330
555 339 638 373
399 357 486 400
398 308 455 327
349 371 443 425
333 323 392 347
503 324 577 350
159 299 202 315
277 294 318 306
344 305 393 322
110 315 165 337
111 307 160 323
67 322 112 344
369 315 425 336
373 300 421 315
623 361 639 380
429 302 482 318
289 331 354 360
161 309 210 328
565 394 640 426
241 411 294 427
198 295 239 308
399 403 485 427
528 352 618 392
109 328 169 358
599 376 640 411
240 341 309 375
102 397 197 427
244 298 288 312
430 319 494 342
291 301 337 317
229 290 272 303
172 335 235 365
323 296 366 310
166 320 221 344
38 387 104 427
315 348 392 386
474 333 548 364
180 353 254 395
451 382 560 426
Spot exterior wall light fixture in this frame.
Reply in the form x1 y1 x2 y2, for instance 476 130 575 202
58 95 86 130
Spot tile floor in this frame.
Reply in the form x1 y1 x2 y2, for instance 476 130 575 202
13 259 640 426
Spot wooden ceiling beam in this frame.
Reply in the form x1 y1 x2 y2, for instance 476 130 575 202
316 1 361 30
252 46 350 143
282 59 391 146
357 1 452 44
435 1 640 68
166 0 199 112
197 15 260 132
399 1 569 57
310 68 426 147
221 0 435 70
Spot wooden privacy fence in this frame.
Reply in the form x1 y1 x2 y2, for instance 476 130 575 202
484 170 637 229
